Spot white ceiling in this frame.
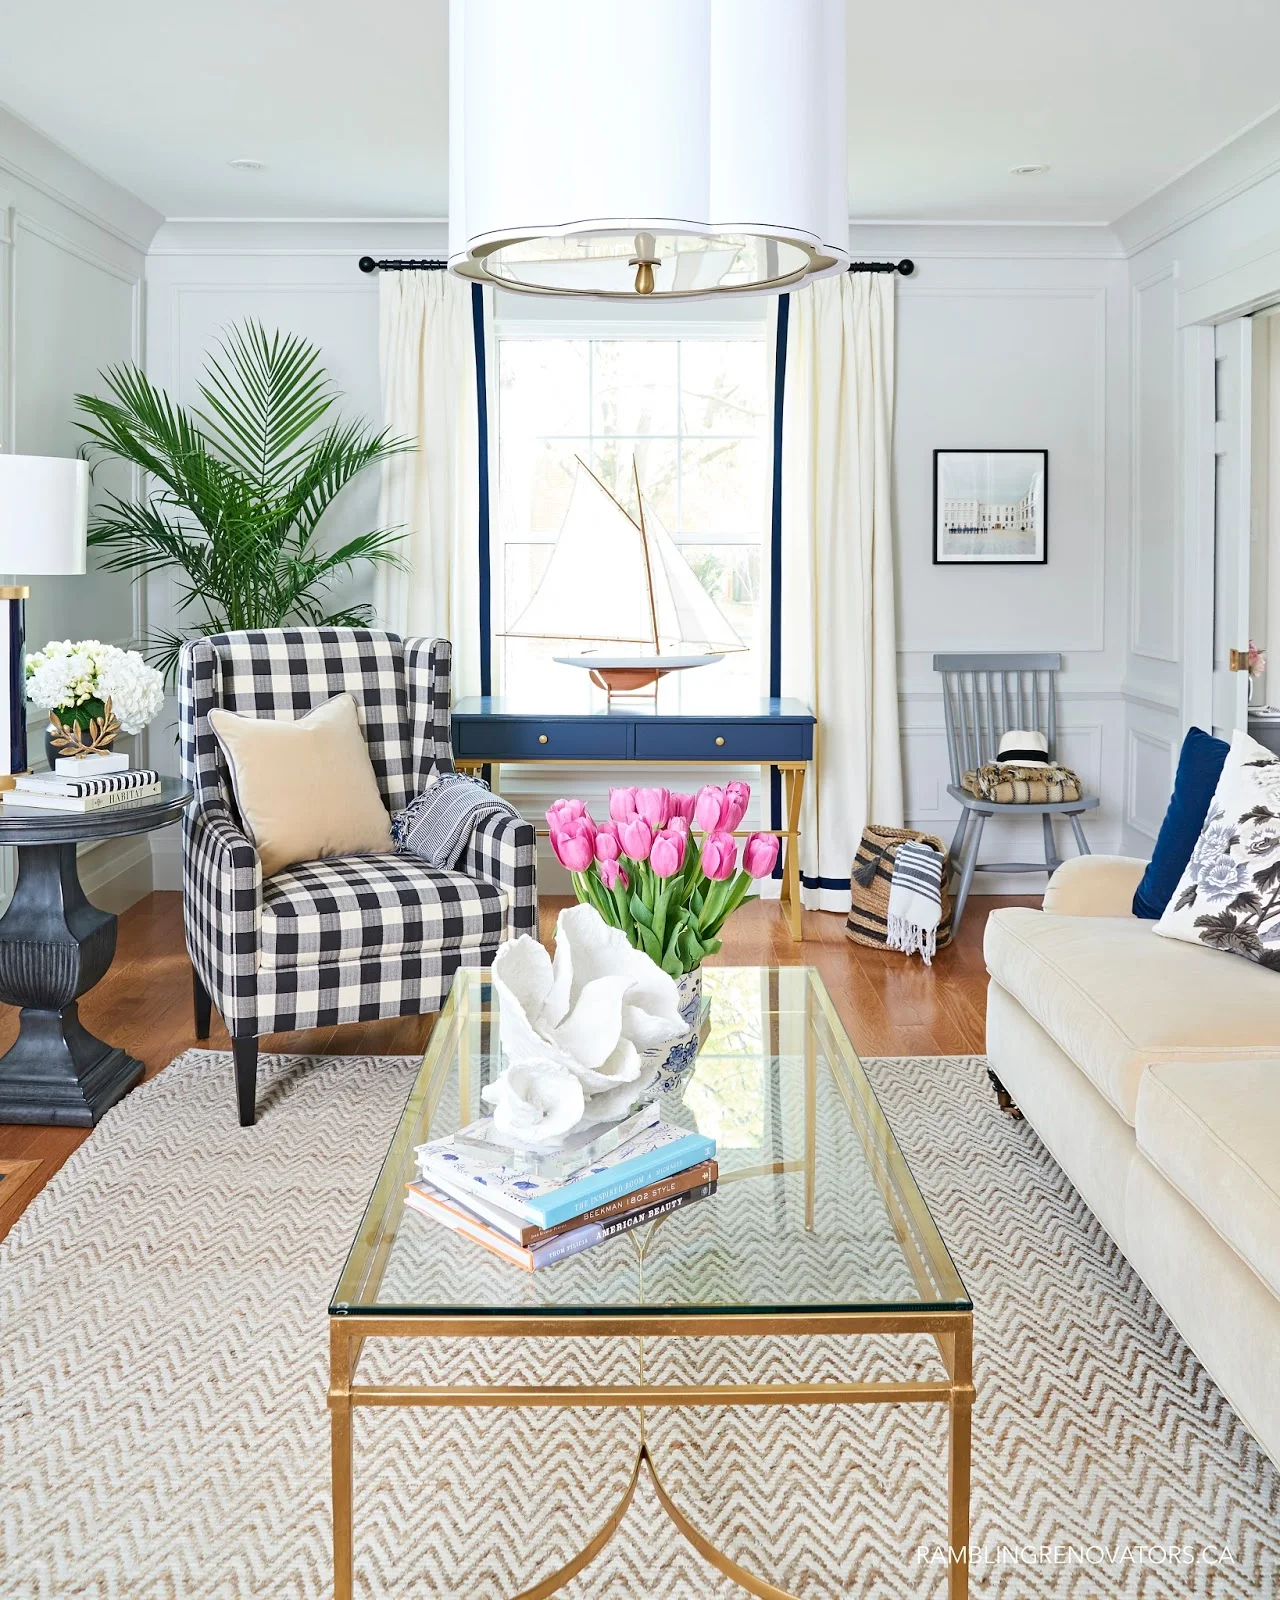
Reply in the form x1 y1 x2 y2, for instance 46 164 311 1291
0 0 1278 224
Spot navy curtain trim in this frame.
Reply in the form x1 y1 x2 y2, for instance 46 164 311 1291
471 284 493 699
769 295 790 879
800 873 850 891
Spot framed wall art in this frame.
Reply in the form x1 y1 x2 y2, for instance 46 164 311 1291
933 449 1048 565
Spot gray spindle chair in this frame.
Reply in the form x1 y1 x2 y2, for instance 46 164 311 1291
933 653 1099 932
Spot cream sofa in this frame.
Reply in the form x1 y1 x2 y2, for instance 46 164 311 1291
984 855 1280 1466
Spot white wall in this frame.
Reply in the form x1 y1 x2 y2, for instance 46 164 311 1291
145 218 1133 893
851 224 1131 881
1113 110 1280 859
0 108 161 908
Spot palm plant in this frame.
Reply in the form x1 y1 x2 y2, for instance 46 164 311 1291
75 321 411 680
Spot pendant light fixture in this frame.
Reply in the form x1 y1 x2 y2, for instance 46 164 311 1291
448 0 849 301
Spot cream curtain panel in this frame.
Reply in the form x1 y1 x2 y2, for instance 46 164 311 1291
376 270 485 697
778 272 903 912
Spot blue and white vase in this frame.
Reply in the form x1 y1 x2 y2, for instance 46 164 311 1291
641 966 705 1098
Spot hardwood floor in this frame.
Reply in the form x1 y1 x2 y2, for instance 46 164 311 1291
0 889 1036 1235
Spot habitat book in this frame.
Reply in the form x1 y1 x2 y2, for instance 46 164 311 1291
2 781 161 814
417 1158 719 1248
415 1119 717 1230
405 1178 717 1271
15 768 159 798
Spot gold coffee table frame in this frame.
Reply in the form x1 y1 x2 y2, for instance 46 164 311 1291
330 970 974 1599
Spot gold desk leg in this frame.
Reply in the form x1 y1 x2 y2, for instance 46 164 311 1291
330 1322 355 1600
781 767 805 943
803 992 816 1232
946 1318 974 1600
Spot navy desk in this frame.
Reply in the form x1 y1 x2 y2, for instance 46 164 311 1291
451 696 816 941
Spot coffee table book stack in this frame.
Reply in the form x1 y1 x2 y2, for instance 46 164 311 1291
408 1109 718 1271
1 766 161 813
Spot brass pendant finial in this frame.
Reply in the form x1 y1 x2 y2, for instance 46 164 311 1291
629 231 659 295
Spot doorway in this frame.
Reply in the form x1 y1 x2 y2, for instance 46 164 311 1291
1246 310 1280 753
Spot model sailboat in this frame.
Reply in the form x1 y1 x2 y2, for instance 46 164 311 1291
503 457 745 698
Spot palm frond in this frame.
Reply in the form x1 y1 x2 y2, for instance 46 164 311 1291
280 419 414 548
72 319 407 668
193 322 335 498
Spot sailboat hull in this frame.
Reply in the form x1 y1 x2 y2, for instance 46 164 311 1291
555 652 724 695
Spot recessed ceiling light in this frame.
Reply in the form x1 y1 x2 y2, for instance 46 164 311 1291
228 157 266 172
1011 163 1049 176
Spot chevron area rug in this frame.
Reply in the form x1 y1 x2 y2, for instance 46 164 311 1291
2 1048 1278 1600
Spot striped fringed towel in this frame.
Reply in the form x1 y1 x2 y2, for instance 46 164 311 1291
885 839 944 965
391 772 521 869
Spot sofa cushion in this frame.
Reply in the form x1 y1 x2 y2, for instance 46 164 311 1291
1154 728 1280 963
1131 725 1228 919
260 854 506 969
984 908 1280 1123
1136 1060 1280 1303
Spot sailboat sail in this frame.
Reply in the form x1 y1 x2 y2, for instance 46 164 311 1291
503 458 745 654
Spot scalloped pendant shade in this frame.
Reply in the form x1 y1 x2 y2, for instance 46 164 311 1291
448 0 849 301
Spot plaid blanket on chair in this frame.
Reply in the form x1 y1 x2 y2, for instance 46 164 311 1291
392 772 523 871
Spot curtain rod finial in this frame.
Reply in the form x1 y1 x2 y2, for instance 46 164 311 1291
898 259 915 276
358 256 377 274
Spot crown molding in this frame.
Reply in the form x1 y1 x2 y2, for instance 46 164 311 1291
1111 104 1280 257
0 104 161 254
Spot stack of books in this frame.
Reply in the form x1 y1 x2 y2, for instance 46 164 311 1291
408 1114 717 1271
2 768 162 813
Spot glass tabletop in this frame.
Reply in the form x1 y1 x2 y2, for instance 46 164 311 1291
331 967 970 1319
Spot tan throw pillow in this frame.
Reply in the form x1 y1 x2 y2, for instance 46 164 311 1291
208 692 392 878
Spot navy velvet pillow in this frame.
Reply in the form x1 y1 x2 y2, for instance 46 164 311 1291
1131 726 1230 919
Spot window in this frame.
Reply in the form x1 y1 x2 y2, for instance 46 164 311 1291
493 324 771 707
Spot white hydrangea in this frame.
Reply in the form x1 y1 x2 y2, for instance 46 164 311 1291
96 649 165 734
25 639 164 734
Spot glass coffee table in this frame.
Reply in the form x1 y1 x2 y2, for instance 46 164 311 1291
330 967 973 1599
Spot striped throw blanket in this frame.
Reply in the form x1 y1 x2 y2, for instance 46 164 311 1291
391 772 521 870
885 839 944 965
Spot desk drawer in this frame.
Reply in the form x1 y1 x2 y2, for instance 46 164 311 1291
453 719 630 761
633 721 810 762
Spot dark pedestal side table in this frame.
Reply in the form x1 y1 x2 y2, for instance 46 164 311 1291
0 778 190 1127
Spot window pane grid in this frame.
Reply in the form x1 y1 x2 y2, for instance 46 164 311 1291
494 330 768 708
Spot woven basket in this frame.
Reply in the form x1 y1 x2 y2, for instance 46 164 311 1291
845 824 953 951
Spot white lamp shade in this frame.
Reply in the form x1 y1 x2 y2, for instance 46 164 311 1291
448 0 849 300
0 454 88 576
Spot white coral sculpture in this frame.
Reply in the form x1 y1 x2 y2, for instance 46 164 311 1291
483 903 688 1145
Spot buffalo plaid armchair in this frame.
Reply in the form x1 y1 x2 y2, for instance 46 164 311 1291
179 628 537 1125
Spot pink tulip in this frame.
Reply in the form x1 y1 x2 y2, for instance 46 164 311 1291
700 830 738 881
666 814 690 839
650 828 686 878
722 781 751 832
634 786 670 829
546 797 586 832
742 831 780 879
594 824 621 863
609 786 639 822
669 791 696 824
618 815 654 862
550 819 595 873
599 858 629 892
693 784 727 833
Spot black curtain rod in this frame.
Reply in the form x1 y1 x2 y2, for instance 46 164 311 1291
358 254 915 276
359 256 446 271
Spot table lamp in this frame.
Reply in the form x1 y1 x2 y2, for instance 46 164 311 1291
0 455 89 783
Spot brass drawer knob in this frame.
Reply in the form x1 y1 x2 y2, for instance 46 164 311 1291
715 736 725 746
538 733 549 744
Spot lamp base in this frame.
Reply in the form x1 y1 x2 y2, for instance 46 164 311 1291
0 588 30 779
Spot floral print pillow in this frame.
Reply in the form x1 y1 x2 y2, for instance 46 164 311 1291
1154 729 1280 966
